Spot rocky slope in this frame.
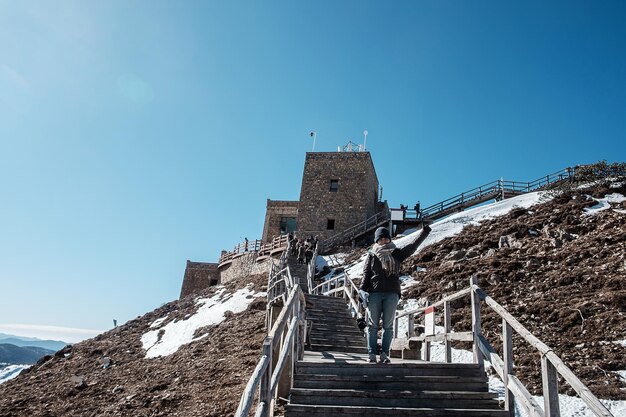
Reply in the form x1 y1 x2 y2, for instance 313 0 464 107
401 183 626 399
0 274 268 417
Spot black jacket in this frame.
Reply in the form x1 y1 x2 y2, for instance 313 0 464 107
361 228 431 296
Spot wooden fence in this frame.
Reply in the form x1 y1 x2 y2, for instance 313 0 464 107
219 234 289 266
235 276 304 417
394 277 614 417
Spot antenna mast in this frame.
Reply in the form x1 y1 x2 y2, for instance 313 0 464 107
309 131 317 151
363 130 368 151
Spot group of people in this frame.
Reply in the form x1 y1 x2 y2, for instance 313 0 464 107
288 232 318 265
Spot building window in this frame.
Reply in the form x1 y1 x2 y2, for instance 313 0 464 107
329 179 339 192
327 219 335 230
280 217 297 234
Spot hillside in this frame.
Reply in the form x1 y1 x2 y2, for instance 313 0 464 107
0 275 268 417
0 344 54 365
397 182 626 400
0 334 67 352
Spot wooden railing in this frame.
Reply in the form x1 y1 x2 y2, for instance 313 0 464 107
394 277 614 417
235 277 305 417
311 269 369 327
267 241 293 305
305 245 318 294
219 235 289 266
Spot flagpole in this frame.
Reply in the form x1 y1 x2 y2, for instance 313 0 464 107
310 131 317 151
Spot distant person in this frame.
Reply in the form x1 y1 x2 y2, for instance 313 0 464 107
244 237 249 252
414 201 421 218
290 237 299 256
360 224 431 364
305 246 313 264
297 242 306 264
113 319 117 327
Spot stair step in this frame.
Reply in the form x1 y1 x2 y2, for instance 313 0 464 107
296 362 484 378
309 333 364 341
308 344 368 354
293 374 488 391
285 404 508 417
289 388 500 408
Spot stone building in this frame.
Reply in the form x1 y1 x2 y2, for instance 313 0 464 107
179 261 219 299
182 147 383 299
261 149 382 242
261 200 299 243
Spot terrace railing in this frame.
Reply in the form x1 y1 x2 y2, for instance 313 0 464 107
219 234 289 266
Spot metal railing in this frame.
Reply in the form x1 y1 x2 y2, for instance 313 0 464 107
394 276 613 417
419 168 574 220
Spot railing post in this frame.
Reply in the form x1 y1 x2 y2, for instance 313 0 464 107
542 356 561 417
258 338 273 417
470 276 484 368
503 320 515 416
444 300 451 363
394 317 399 339
408 313 414 339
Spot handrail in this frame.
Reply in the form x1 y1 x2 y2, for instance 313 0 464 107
305 245 318 294
220 234 289 265
396 278 614 417
419 168 574 220
235 283 304 417
312 269 368 323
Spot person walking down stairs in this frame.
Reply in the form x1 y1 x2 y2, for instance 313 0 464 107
360 225 431 364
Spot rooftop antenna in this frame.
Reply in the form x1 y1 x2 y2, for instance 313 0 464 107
309 131 316 151
363 130 368 151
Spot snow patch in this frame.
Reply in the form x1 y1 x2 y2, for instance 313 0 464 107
583 193 626 216
393 191 550 257
141 285 265 358
0 364 29 384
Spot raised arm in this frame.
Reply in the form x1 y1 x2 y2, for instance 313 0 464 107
396 224 432 262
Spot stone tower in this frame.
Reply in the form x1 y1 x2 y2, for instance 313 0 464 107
296 151 380 241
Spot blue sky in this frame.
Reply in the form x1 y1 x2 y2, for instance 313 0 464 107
1 1 625 340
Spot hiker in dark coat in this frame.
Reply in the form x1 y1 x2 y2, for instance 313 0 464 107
305 246 313 264
290 237 298 256
360 224 431 363
297 242 306 264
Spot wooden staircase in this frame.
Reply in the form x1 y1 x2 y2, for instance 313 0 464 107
284 294 507 417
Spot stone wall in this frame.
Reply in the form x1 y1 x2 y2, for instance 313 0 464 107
297 152 380 241
219 253 275 284
179 261 220 299
261 200 299 243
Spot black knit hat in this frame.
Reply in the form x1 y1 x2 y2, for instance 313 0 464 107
374 227 391 243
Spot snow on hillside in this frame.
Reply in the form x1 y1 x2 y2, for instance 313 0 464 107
0 365 29 385
141 284 266 358
339 191 550 278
